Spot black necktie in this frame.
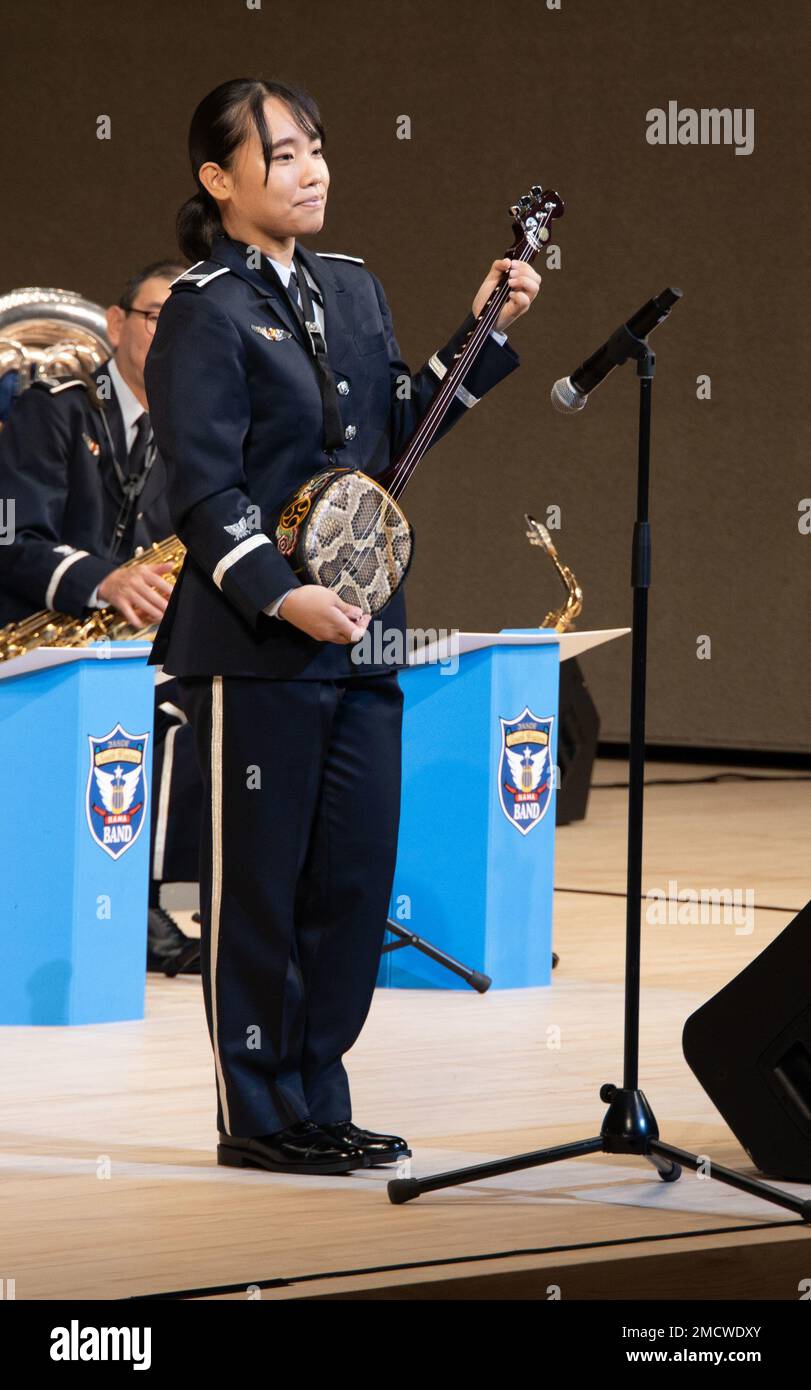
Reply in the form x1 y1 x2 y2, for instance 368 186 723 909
272 259 344 458
287 265 323 316
128 411 152 476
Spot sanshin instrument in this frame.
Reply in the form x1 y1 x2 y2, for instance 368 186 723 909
0 197 567 659
274 184 564 614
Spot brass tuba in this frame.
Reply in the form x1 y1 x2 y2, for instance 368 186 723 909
0 286 111 408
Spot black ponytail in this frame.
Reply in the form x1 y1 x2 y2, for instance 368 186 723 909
176 77 325 262
177 190 226 263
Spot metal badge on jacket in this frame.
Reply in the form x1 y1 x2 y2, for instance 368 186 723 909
251 324 292 342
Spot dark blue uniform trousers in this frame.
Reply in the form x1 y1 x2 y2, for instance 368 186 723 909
149 677 203 886
176 670 404 1137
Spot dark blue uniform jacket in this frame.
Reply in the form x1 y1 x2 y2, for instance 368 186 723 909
143 232 520 679
0 368 172 625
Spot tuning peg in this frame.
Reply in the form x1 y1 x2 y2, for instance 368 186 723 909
531 184 543 198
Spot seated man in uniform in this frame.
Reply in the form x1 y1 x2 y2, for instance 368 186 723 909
0 261 203 976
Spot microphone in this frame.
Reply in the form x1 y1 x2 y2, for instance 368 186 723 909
551 287 683 413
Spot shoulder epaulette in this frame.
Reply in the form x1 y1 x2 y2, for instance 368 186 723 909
31 376 88 395
171 261 231 290
316 252 365 264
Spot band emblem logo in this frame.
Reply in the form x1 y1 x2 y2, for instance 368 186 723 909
497 708 554 835
85 724 149 859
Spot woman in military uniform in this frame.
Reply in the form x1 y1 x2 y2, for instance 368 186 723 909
145 77 541 1175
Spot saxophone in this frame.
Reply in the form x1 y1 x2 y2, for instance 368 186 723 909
524 513 583 632
0 536 186 662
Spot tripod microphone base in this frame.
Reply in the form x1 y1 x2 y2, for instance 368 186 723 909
598 1083 664 1150
387 325 811 1229
386 1085 811 1219
387 1177 422 1205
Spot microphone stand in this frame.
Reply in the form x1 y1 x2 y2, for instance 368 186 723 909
382 919 492 993
387 316 811 1221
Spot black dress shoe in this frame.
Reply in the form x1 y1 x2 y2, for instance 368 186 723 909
319 1121 412 1166
217 1120 369 1174
147 905 201 976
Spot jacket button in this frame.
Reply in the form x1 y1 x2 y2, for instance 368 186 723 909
337 379 350 395
344 424 357 440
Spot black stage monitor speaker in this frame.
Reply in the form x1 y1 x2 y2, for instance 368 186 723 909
683 898 811 1181
555 657 600 826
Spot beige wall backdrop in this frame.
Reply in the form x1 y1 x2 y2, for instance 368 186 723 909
2 0 808 750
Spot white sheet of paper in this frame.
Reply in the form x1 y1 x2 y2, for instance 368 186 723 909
0 644 153 683
406 627 630 666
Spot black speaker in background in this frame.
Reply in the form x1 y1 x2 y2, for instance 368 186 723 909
683 898 811 1181
555 657 600 826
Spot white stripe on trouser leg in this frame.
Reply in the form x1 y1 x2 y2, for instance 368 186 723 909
151 704 188 881
158 700 188 723
210 675 231 1133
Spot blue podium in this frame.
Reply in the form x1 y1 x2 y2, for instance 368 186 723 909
379 628 628 992
0 642 155 1025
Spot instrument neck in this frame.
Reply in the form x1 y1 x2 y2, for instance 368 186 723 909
376 238 537 498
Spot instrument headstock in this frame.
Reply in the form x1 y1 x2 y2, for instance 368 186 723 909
509 185 564 252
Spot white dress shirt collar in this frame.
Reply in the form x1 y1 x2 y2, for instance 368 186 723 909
265 254 320 299
107 356 147 450
266 255 293 286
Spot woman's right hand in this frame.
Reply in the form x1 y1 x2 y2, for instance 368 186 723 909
278 585 371 644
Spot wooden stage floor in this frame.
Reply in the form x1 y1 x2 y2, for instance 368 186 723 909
2 759 810 1300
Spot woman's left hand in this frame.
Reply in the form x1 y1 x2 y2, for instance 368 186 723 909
472 257 542 332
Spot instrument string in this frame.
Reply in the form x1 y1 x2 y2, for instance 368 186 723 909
328 238 538 599
389 243 535 501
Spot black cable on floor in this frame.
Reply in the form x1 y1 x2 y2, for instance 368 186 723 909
553 887 801 915
127 1217 808 1301
592 772 811 789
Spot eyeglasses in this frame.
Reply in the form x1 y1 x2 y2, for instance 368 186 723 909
123 306 161 335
